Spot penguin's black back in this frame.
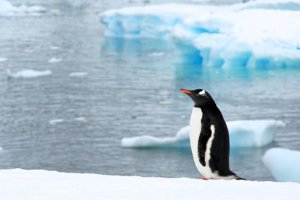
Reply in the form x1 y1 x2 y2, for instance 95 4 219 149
198 103 236 177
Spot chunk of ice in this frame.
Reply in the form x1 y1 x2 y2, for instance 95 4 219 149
263 148 300 183
121 120 285 148
100 1 300 68
7 69 52 79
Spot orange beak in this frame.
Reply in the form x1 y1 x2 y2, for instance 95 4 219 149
180 89 192 95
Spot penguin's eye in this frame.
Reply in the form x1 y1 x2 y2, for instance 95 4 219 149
198 90 206 96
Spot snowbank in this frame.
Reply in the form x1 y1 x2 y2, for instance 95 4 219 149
263 148 300 183
0 169 299 200
0 1 46 17
7 69 52 79
122 120 284 148
100 1 300 68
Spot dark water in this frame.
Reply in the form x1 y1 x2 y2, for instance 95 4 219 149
0 0 299 181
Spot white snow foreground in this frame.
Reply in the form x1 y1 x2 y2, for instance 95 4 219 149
0 169 300 200
122 120 284 148
7 69 52 79
263 148 300 183
0 0 46 16
100 0 300 68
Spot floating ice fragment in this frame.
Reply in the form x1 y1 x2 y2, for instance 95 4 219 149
7 69 52 79
263 148 300 183
48 58 62 63
74 117 87 122
0 57 7 62
0 1 46 17
50 46 60 50
69 72 88 77
121 120 285 148
49 119 64 125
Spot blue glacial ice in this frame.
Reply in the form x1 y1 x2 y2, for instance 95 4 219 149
121 120 285 148
100 0 300 68
263 148 300 183
0 0 46 17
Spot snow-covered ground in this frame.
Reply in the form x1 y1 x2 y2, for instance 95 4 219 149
0 0 46 16
100 0 300 68
0 169 299 200
263 148 300 183
122 120 285 148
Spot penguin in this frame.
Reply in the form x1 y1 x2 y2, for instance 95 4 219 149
180 88 244 180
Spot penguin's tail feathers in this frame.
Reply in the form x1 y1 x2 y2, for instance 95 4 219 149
234 175 246 180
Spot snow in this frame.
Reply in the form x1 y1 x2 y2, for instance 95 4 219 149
0 1 46 17
263 148 300 183
100 0 300 68
0 169 300 200
48 57 62 63
121 120 285 148
69 72 89 77
7 69 52 79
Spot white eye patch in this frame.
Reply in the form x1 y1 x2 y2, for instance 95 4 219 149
199 90 206 95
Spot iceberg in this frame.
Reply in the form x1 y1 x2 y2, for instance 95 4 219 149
7 69 52 79
0 1 46 17
0 169 300 199
121 120 285 148
263 148 300 183
100 1 300 68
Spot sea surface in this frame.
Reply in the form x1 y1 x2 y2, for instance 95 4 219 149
0 0 300 181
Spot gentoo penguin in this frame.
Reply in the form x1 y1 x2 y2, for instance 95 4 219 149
180 88 244 180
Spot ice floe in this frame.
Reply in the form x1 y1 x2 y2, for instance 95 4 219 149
263 148 300 183
0 169 300 199
74 117 87 122
100 0 300 68
121 120 285 148
50 46 61 50
49 119 64 125
7 69 52 79
48 57 62 64
0 1 46 17
69 72 89 77
0 57 7 62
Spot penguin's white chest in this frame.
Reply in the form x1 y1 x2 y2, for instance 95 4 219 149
189 107 216 178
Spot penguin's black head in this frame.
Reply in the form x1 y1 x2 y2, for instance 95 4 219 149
180 88 215 107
